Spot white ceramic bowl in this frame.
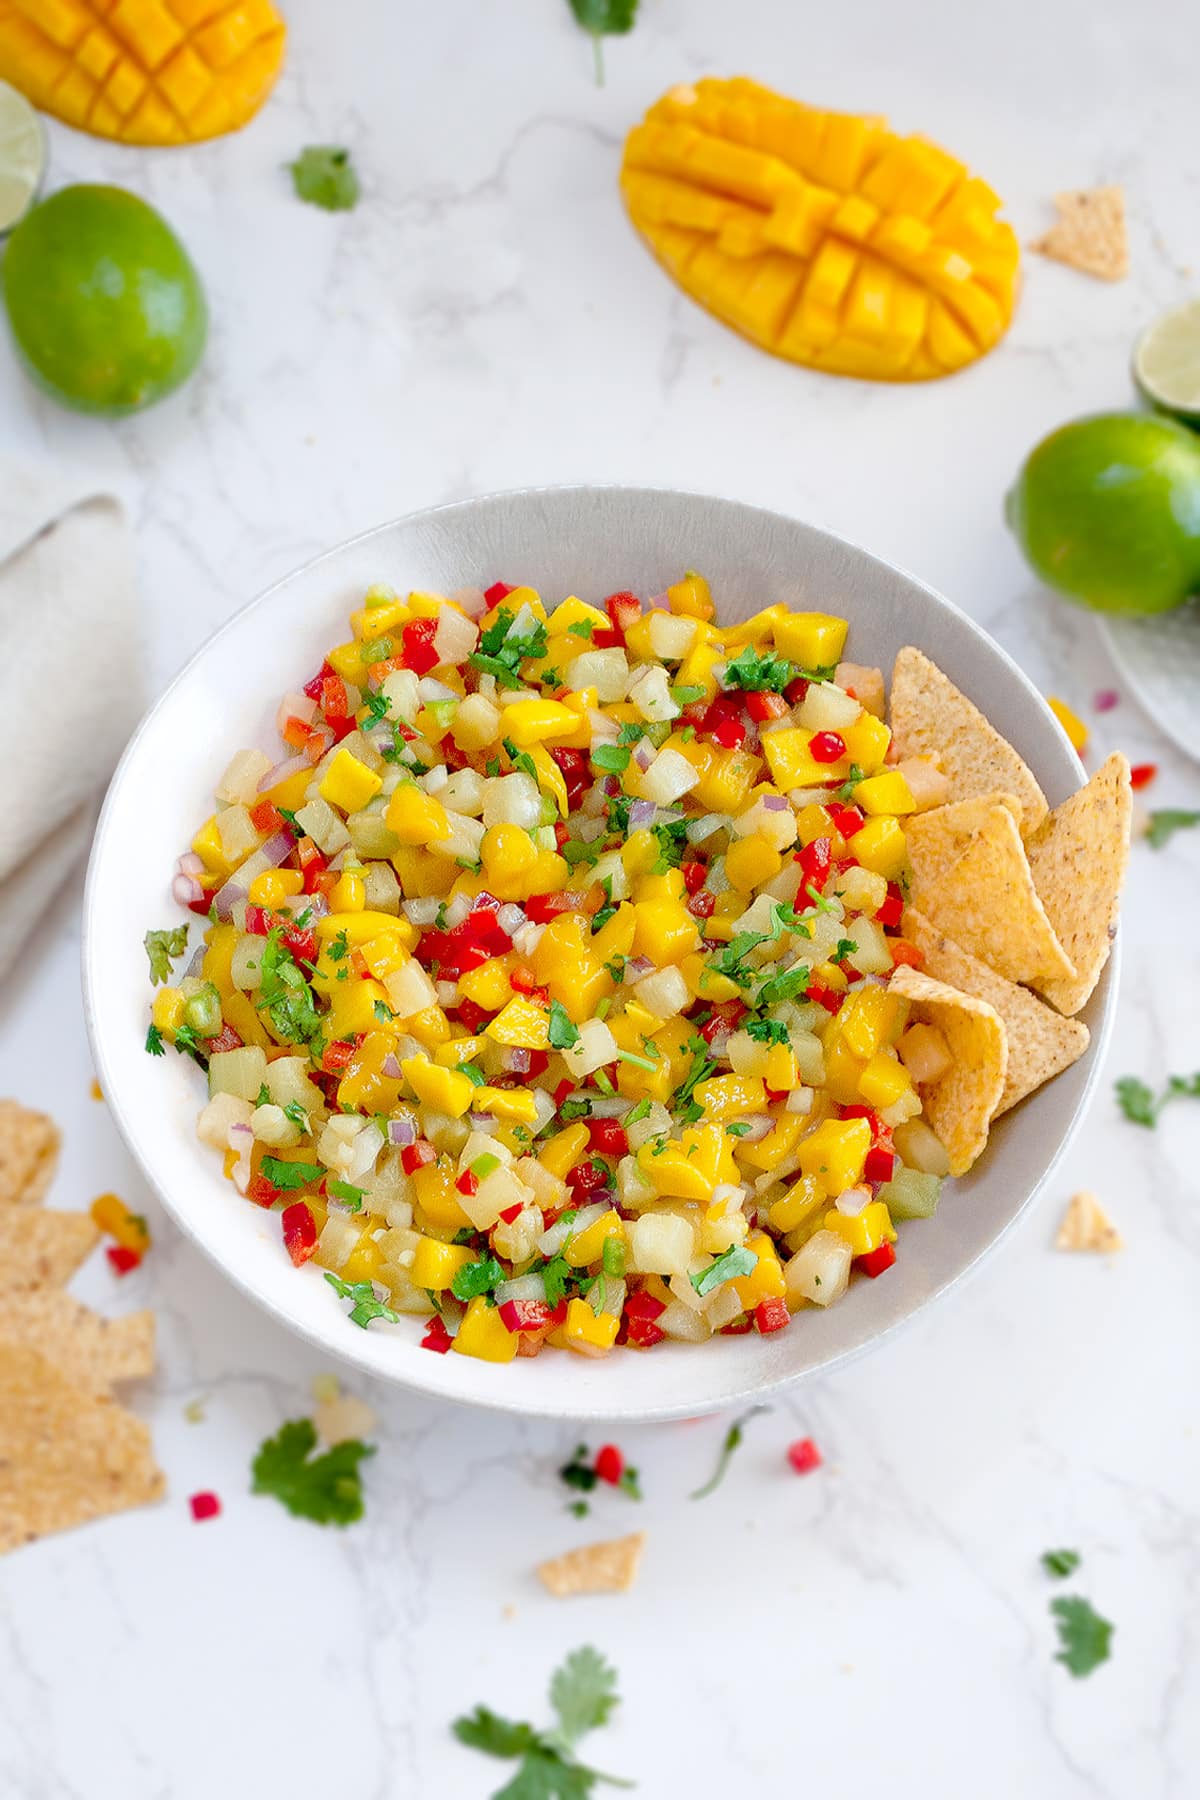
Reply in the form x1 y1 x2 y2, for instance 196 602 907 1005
84 487 1117 1421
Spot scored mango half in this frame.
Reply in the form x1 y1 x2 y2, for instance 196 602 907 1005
0 0 285 145
621 77 1019 381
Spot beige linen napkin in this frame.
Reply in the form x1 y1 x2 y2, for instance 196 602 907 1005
0 460 141 981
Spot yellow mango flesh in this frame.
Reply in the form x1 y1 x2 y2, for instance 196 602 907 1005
620 77 1018 381
0 0 286 145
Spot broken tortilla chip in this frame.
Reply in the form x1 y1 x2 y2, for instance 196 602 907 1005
537 1531 645 1597
0 1344 165 1555
0 1101 60 1207
1056 1190 1123 1252
1025 753 1132 1016
903 909 1089 1114
889 966 1007 1175
889 648 1048 833
0 1295 154 1395
1031 187 1128 281
904 797 1076 990
0 1208 100 1294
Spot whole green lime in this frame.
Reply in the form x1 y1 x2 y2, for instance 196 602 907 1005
1 183 207 416
1006 413 1200 616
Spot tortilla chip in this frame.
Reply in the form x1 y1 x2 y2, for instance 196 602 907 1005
0 1102 61 1207
1025 754 1132 1016
537 1532 645 1597
889 648 1048 833
904 797 1076 989
1056 1190 1123 1252
0 1209 100 1294
0 1344 165 1555
0 1295 154 1395
1031 187 1128 281
903 909 1090 1114
889 966 1007 1175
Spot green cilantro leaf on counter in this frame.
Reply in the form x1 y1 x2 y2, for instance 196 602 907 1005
1051 1595 1113 1678
251 1417 374 1525
567 0 639 87
288 145 360 212
324 1271 399 1329
1042 1549 1081 1579
1115 1071 1200 1127
453 1644 628 1794
1146 808 1200 849
548 999 581 1050
144 925 189 985
690 1405 770 1501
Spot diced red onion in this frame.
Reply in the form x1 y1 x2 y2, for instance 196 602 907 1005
761 793 790 811
258 754 308 794
497 903 526 937
172 872 204 906
388 1115 416 1145
628 799 657 827
632 741 655 772
211 879 247 921
647 591 669 609
258 830 294 868
177 852 205 878
183 946 206 980
738 1114 776 1143
382 1054 403 1080
622 955 653 983
469 1110 496 1130
451 585 487 618
502 1047 532 1074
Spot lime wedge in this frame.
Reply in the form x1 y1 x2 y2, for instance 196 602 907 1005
1134 299 1200 425
0 80 43 235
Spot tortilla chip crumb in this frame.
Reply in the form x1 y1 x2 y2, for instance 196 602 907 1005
1032 187 1129 281
1056 1190 1123 1253
538 1532 646 1597
314 1389 377 1447
0 1101 61 1208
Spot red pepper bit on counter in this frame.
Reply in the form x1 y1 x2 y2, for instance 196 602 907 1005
189 1492 221 1522
106 1245 142 1276
787 1438 822 1475
594 1443 624 1486
1129 762 1158 790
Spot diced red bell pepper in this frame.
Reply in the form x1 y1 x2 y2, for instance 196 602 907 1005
549 746 591 808
856 1241 896 1279
420 1315 454 1353
440 732 470 772
320 673 350 722
681 859 707 895
297 836 328 888
807 982 843 1014
755 1296 790 1334
839 1104 891 1145
567 1159 609 1202
401 1139 436 1176
401 616 440 675
303 662 334 701
702 696 746 751
509 965 543 997
784 676 810 706
745 690 790 723
484 581 515 605
808 731 846 764
826 802 864 839
1130 762 1158 790
875 890 904 930
688 889 716 920
796 836 832 892
787 1437 822 1474
888 939 924 970
189 1491 221 1522
321 1037 361 1073
864 1146 896 1184
187 891 215 916
698 998 748 1044
526 890 574 924
282 923 317 966
605 591 642 634
594 1443 624 1485
497 1201 524 1225
454 999 490 1036
205 1023 244 1057
624 1290 667 1348
106 1244 141 1276
591 627 624 650
249 800 285 835
456 1169 479 1197
587 1118 628 1159
281 1201 318 1266
246 1173 280 1208
553 1079 575 1112
244 904 272 937
527 1050 550 1080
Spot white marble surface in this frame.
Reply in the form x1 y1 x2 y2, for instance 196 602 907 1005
1 1 1198 1794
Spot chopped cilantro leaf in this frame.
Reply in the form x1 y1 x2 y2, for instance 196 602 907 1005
592 743 631 773
558 1097 592 1124
144 925 189 985
282 1100 312 1135
360 690 391 725
450 1256 505 1302
567 619 595 639
725 1121 751 1138
1116 1071 1200 1127
144 1024 166 1056
568 1498 590 1518
673 1042 716 1113
287 145 360 212
373 999 395 1023
831 937 859 965
256 1083 272 1107
324 1271 398 1330
1051 1595 1113 1677
724 645 794 693
745 1017 789 1045
548 999 581 1050
623 1097 651 1127
541 1252 572 1308
503 738 538 780
831 764 866 801
260 1157 323 1191
251 1416 373 1524
560 1444 598 1494
1042 1549 1081 1579
327 1179 364 1211
691 1244 757 1297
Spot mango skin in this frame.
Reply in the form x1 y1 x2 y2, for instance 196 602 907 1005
0 0 285 146
621 77 1019 382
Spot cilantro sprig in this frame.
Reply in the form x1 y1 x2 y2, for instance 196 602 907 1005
690 1244 757 1298
723 645 794 693
324 1271 398 1330
1051 1595 1113 1678
559 1444 643 1506
251 1417 374 1525
144 925 188 985
1146 808 1200 849
453 1645 630 1792
567 0 639 87
691 1405 769 1501
548 999 581 1050
1115 1071 1200 1127
468 608 550 690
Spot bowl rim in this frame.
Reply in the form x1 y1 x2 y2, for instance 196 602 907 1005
82 483 1119 1421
